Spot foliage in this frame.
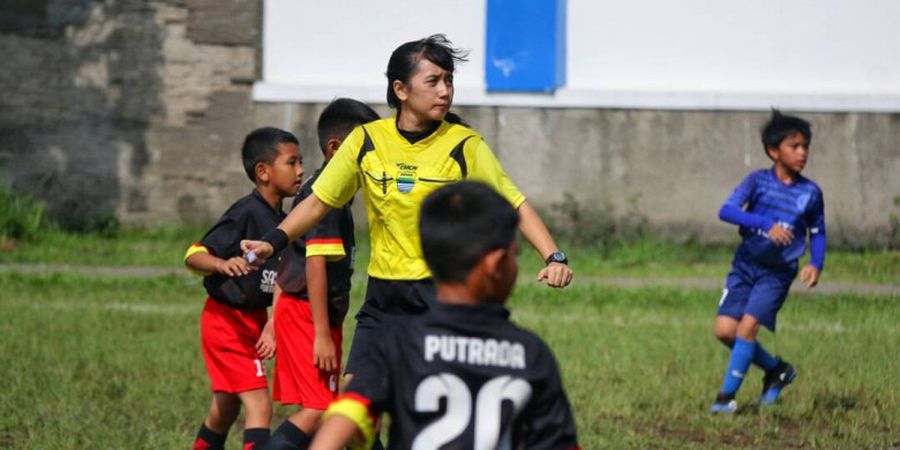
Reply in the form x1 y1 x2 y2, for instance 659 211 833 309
0 185 52 242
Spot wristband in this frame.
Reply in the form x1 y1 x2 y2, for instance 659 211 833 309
261 228 289 255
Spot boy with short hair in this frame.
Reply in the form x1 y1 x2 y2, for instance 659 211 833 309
309 181 580 450
266 98 380 450
185 127 304 449
710 110 826 413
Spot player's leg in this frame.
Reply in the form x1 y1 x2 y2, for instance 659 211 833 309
714 315 738 347
197 299 244 448
194 392 240 450
337 278 423 450
712 313 761 413
238 388 272 449
746 264 798 405
711 260 752 413
270 297 344 449
341 314 386 450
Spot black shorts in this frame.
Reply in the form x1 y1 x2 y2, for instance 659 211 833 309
344 277 435 376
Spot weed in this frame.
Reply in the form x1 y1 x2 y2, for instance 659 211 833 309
0 186 52 241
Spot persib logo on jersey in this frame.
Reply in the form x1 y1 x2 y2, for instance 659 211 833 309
397 171 416 193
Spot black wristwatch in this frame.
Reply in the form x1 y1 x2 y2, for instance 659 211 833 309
545 251 568 265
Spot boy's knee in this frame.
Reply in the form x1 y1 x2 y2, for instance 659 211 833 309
713 319 737 344
239 389 273 418
715 333 735 347
736 315 761 340
208 397 241 430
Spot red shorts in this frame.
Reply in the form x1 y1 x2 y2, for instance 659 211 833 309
200 297 269 393
272 292 343 409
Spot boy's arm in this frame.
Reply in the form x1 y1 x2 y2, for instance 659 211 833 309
307 254 338 372
309 414 365 450
255 283 279 359
184 245 252 277
718 172 794 245
718 204 774 231
719 173 774 230
800 191 827 288
807 190 827 272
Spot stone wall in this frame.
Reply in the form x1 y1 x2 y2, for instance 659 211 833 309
2 1 898 245
0 0 260 228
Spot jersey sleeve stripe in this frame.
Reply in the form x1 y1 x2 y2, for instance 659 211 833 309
307 238 344 245
306 243 346 260
323 393 376 450
183 243 212 276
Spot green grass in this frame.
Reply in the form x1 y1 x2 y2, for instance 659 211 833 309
0 272 896 449
2 228 898 285
0 226 207 266
520 238 900 285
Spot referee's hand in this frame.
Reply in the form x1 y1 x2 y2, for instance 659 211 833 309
241 239 273 265
537 262 573 288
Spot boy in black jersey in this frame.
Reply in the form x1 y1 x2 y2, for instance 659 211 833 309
266 99 379 450
184 127 304 450
310 181 580 450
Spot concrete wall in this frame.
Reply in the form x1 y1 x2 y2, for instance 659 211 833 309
2 1 899 245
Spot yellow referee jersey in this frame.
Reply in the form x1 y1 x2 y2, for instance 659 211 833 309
312 117 525 280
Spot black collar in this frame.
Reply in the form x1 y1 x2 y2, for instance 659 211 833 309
397 119 441 144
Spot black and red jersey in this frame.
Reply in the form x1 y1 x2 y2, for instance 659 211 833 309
333 302 580 450
196 189 285 309
275 167 355 326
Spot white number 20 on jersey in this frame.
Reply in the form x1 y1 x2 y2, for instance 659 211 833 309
412 373 532 450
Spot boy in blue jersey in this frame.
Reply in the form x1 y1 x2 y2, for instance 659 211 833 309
710 110 826 413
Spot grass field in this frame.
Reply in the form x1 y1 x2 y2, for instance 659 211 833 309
1 269 897 449
2 228 899 285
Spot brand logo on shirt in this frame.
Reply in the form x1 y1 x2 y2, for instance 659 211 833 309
260 269 276 293
796 193 810 211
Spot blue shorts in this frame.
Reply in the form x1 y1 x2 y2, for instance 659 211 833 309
716 252 798 331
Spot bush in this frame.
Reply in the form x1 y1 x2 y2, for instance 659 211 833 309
0 186 52 241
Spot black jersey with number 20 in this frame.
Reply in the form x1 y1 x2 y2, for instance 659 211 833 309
332 302 580 450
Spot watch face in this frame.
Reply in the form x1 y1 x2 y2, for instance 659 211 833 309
547 251 567 264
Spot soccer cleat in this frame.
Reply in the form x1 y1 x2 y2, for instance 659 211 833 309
757 359 797 405
710 393 737 413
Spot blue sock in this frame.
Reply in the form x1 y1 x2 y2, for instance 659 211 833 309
720 338 755 396
753 342 778 372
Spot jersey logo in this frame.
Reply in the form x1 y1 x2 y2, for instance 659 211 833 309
397 170 416 193
795 193 810 211
260 269 276 293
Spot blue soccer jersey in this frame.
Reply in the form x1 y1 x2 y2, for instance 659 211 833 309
720 168 826 269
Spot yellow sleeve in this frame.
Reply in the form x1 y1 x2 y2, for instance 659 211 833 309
323 394 376 450
312 126 364 208
183 243 212 276
466 139 526 208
